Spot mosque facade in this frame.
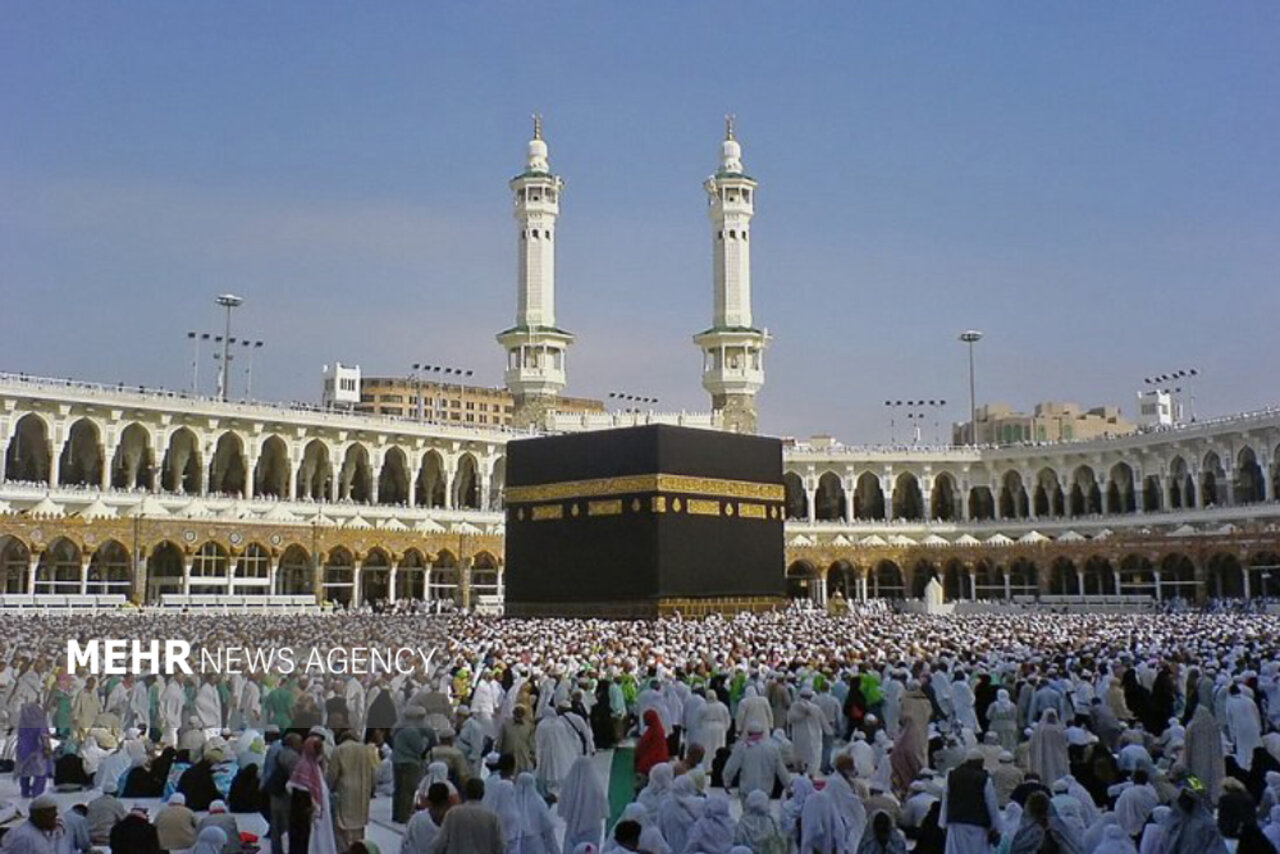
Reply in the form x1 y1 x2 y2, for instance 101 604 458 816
1 121 1278 611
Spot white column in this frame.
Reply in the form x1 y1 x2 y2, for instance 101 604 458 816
330 464 340 503
1003 570 1012 601
1076 569 1086 597
842 479 855 523
182 559 193 596
1153 569 1163 601
27 555 38 595
80 559 90 595
408 461 421 508
969 571 977 600
1243 568 1251 600
806 484 816 523
353 559 363 606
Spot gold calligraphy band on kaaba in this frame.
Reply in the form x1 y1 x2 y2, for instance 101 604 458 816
505 473 784 504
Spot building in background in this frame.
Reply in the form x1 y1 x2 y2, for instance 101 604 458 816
353 375 603 427
321 362 361 410
953 401 1136 446
1136 390 1180 429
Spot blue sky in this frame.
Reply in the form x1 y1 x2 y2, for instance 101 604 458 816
2 3 1277 441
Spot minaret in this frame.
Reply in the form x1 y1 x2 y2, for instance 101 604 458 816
693 116 769 434
497 115 573 429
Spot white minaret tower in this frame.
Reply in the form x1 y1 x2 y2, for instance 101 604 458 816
497 115 574 428
693 116 769 434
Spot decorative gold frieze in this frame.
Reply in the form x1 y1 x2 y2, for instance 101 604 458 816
504 473 784 504
531 504 563 521
739 502 767 520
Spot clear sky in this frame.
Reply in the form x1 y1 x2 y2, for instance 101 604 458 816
2 3 1277 442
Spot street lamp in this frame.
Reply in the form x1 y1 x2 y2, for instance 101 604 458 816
215 294 244 401
186 331 212 394
959 330 984 444
241 340 265 400
608 391 659 414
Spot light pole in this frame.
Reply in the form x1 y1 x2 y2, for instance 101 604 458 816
241 340 264 400
959 330 984 444
215 294 244 401
186 331 211 394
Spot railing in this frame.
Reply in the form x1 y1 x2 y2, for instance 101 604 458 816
0 371 529 439
787 405 1280 456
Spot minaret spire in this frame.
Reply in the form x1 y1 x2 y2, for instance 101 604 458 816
498 117 573 429
693 117 769 434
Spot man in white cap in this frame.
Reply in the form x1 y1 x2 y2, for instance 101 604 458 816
195 800 239 854
1 795 63 854
940 747 1002 854
85 778 128 844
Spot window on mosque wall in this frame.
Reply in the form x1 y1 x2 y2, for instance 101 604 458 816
383 407 403 416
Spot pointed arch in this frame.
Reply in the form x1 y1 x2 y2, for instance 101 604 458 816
360 548 391 604
488 456 506 510
35 537 82 594
786 560 818 600
911 560 940 599
162 428 203 494
1235 447 1265 505
429 550 460 604
208 432 247 496
853 472 885 520
277 544 314 596
472 552 501 600
814 472 846 521
1206 552 1244 599
1069 465 1101 516
999 470 1028 520
1049 557 1078 595
968 485 995 521
1160 553 1197 601
870 560 904 600
417 450 447 508
296 439 332 501
396 549 427 601
254 436 290 498
1249 551 1280 598
59 418 103 486
1117 554 1156 597
1083 556 1117 596
1201 451 1225 507
111 423 154 490
190 541 230 592
452 453 481 509
943 559 966 601
1033 467 1065 518
892 472 923 520
5 413 52 484
1007 558 1038 597
146 541 185 603
931 472 959 521
827 560 858 601
87 540 131 596
338 443 373 503
323 546 355 605
1142 474 1163 512
0 537 31 594
1169 456 1195 509
378 446 411 506
1107 462 1136 514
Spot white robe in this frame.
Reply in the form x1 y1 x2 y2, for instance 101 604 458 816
533 716 581 794
788 698 829 775
160 680 186 746
693 700 731 760
1225 693 1262 768
195 683 222 729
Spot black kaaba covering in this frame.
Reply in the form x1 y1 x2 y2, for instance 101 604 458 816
503 425 786 618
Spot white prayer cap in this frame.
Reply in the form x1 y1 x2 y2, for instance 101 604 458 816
103 780 118 794
168 793 187 805
30 795 58 810
965 747 984 762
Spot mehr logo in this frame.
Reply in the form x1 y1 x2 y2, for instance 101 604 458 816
67 640 193 675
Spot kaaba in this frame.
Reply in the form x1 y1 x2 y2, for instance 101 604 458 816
503 424 786 618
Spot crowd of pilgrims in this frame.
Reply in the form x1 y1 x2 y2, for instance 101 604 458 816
0 609 1277 854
